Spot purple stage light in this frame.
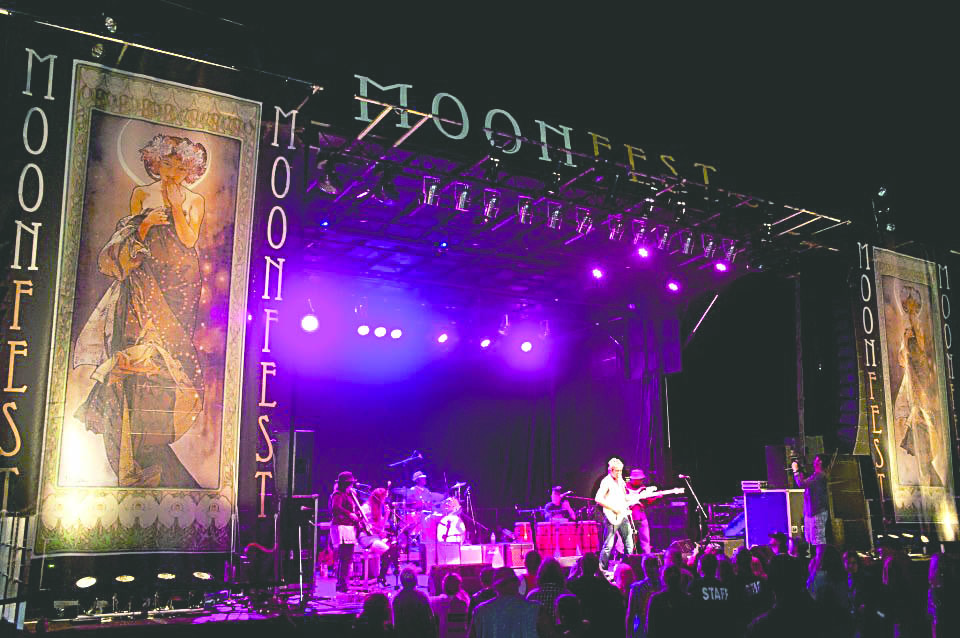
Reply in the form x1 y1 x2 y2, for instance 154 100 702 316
357 325 370 336
301 314 319 333
390 328 402 339
591 268 603 279
438 333 449 344
637 247 650 258
714 262 729 272
374 326 387 338
480 338 492 349
666 280 681 293
520 341 533 353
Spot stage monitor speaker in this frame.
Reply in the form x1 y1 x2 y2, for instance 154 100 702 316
429 563 486 596
291 430 316 496
648 499 690 550
828 454 873 551
765 445 790 489
743 489 804 548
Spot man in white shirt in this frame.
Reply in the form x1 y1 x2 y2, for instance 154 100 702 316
594 457 635 571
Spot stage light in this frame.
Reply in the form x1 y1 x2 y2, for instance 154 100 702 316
653 225 671 250
115 575 135 583
877 185 887 198
357 325 370 336
721 238 739 262
632 217 649 245
591 268 604 279
76 577 97 589
390 328 402 339
714 262 729 272
482 189 501 223
422 176 441 205
157 573 176 580
637 247 650 258
320 220 330 227
301 314 319 333
546 202 563 230
454 183 471 211
372 165 400 205
920 534 930 543
498 314 510 336
701 233 717 258
520 341 533 353
666 280 681 293
608 216 625 241
576 208 594 235
546 166 562 195
678 229 694 255
480 338 492 349
193 572 213 581
517 196 533 225
374 327 387 338
438 333 449 344
315 158 343 195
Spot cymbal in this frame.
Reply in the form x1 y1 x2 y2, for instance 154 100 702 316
390 487 408 495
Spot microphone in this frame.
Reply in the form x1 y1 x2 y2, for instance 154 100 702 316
678 474 691 480
561 490 573 497
413 450 423 460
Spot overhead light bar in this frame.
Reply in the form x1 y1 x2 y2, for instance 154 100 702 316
454 183 471 211
721 238 739 262
631 218 649 246
482 189 501 223
701 233 717 258
517 196 534 225
422 176 440 206
652 225 671 250
576 208 594 235
608 215 625 241
315 157 343 195
546 202 563 230
678 229 694 255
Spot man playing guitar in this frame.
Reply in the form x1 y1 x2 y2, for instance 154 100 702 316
595 457 635 571
625 469 654 554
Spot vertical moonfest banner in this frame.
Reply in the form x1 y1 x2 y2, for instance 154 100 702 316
855 243 958 535
34 61 260 553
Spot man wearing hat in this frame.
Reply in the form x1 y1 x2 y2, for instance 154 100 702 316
330 470 361 592
406 470 434 511
543 486 577 522
625 468 653 554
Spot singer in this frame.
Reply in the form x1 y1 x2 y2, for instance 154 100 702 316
543 485 577 521
329 470 361 593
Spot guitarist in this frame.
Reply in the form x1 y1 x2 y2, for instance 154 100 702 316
595 457 635 571
625 469 654 554
330 470 363 592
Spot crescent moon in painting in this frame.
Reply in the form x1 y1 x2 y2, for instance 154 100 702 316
116 119 213 188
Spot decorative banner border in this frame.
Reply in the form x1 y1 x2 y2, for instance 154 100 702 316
35 61 260 553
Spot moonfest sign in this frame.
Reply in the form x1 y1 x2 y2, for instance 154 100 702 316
854 244 958 535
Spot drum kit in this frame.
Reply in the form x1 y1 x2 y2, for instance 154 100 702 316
392 485 467 542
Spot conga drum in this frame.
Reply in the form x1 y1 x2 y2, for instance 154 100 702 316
556 522 579 556
535 522 556 555
514 521 532 542
579 521 600 553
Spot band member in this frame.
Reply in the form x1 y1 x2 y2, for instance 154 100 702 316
625 469 653 554
543 486 577 522
792 454 830 555
595 457 635 571
360 487 399 586
406 470 435 511
330 470 361 592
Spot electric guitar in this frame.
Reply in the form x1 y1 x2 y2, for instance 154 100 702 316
602 486 685 526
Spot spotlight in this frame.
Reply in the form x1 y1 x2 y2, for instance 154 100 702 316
315 158 343 195
721 238 739 262
157 573 176 580
438 333 449 344
75 577 97 589
454 183 471 211
666 280 681 293
576 208 594 235
115 575 135 583
701 233 717 258
608 216 625 241
714 262 729 273
678 229 694 255
653 225 671 250
422 176 441 205
637 247 650 258
520 341 533 353
591 268 604 280
357 325 370 336
192 572 213 581
877 185 887 198
374 327 387 338
631 218 649 246
517 196 533 225
480 338 492 349
546 202 563 230
482 189 501 223
372 164 400 205
301 314 319 333
390 328 402 339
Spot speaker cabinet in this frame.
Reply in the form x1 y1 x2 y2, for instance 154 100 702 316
743 489 804 548
428 563 487 596
648 499 690 550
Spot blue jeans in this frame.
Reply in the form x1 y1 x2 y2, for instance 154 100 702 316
600 517 635 569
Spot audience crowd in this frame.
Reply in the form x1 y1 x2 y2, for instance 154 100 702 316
350 536 958 638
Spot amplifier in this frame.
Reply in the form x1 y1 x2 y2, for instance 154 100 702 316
500 542 534 567
743 489 804 547
428 563 486 596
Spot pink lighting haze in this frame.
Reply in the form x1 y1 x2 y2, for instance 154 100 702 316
520 341 533 353
714 262 728 272
591 268 603 279
357 325 370 336
300 314 319 333
637 247 650 258
666 281 680 293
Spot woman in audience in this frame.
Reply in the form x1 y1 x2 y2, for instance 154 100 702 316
613 563 636 600
353 592 395 637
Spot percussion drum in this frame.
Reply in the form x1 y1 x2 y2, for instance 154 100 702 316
439 496 461 516
535 522 556 555
556 522 579 556
579 521 600 553
514 522 532 542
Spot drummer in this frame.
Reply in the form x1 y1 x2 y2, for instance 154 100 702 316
543 485 577 522
406 470 439 511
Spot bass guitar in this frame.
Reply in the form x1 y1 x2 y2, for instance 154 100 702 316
602 486 685 526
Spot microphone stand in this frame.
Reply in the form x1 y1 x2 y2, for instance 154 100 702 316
680 476 709 544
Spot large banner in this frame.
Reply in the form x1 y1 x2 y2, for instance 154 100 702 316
34 62 260 552
855 243 958 532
